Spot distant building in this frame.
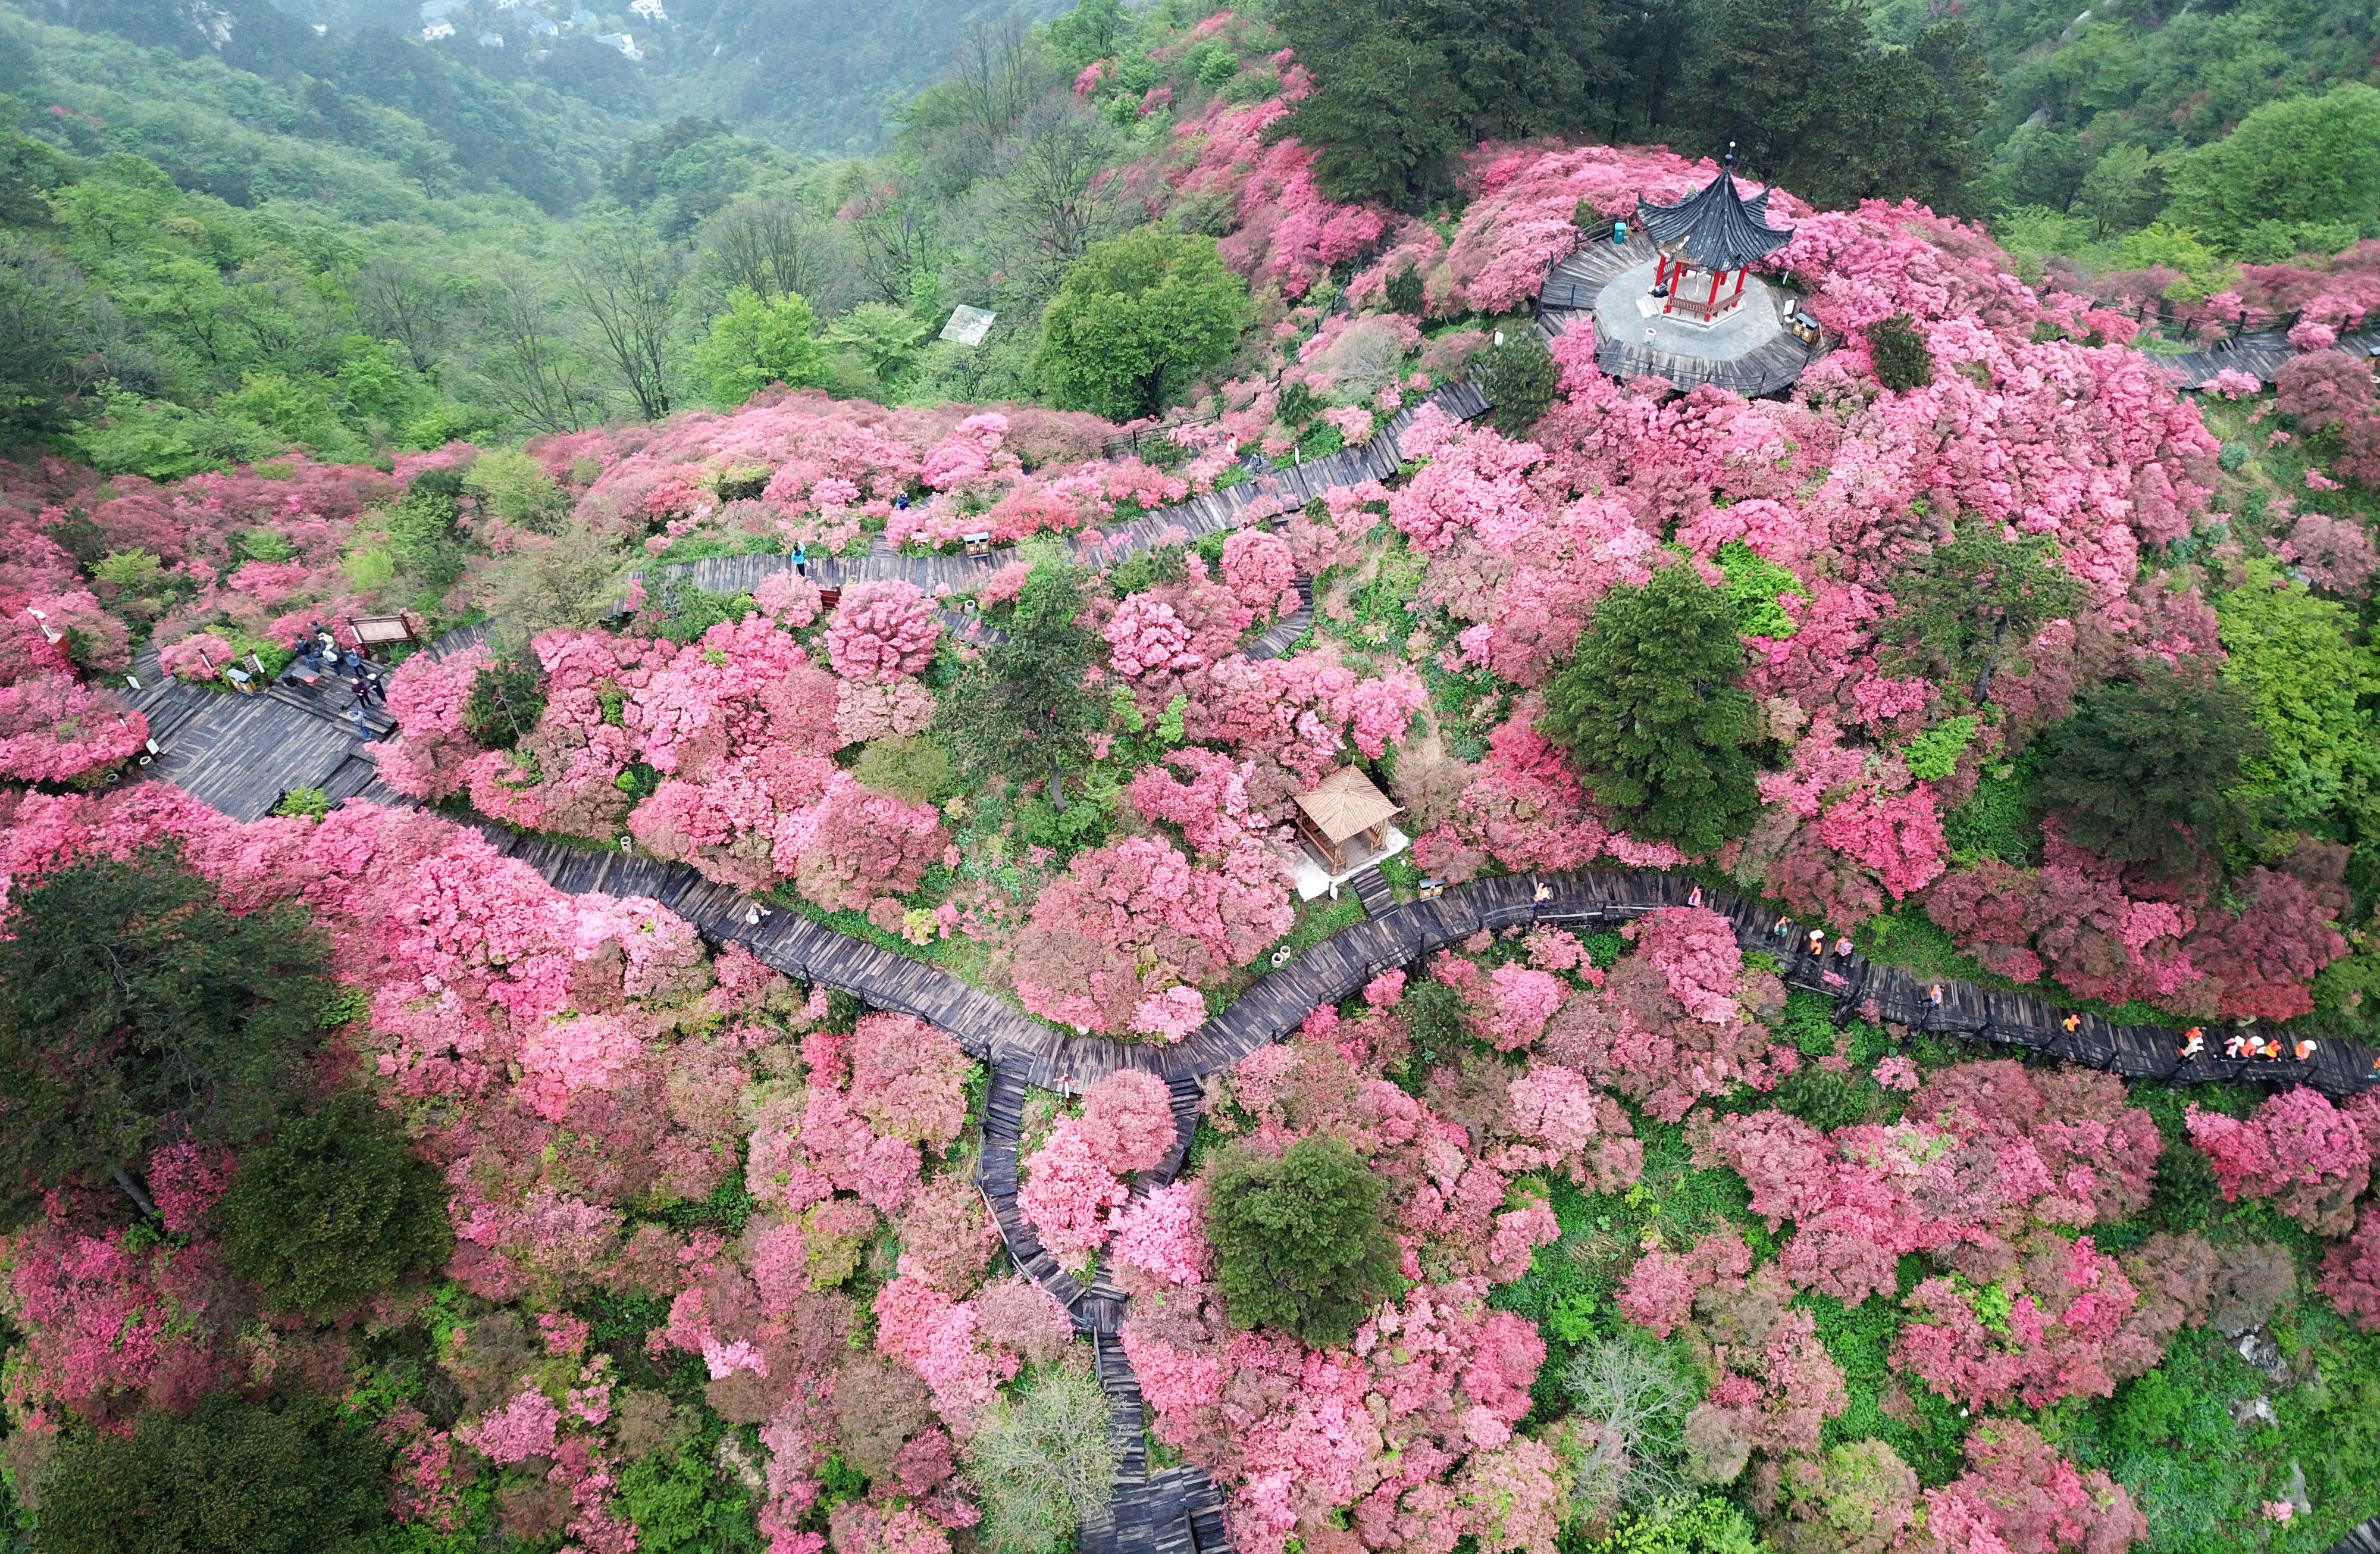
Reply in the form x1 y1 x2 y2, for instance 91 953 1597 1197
940 305 997 348
421 20 456 39
478 29 505 45
568 7 596 26
594 30 643 58
629 0 666 20
525 12 557 35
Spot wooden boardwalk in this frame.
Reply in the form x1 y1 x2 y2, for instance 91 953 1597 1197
119 649 398 823
426 380 1488 665
2157 326 2380 391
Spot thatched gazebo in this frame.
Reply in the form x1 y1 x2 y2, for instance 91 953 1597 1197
1293 766 1402 874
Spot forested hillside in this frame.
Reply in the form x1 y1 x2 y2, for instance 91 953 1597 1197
6 4 2380 1554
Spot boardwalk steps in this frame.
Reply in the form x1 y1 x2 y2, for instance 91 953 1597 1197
1348 865 1396 918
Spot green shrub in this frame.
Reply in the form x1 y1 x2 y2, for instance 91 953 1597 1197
272 788 331 820
963 1364 1113 1554
1902 715 1980 781
1586 1494 1763 1553
1715 540 1809 640
1476 331 1559 437
464 651 546 749
853 736 957 805
1866 315 1935 392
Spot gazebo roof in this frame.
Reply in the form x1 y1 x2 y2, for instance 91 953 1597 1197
1634 159 1793 273
1294 766 1402 845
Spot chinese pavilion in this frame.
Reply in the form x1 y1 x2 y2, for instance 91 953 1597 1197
1634 148 1794 325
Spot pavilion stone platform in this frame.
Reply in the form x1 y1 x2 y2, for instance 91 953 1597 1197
1537 154 1832 397
1593 258 1792 363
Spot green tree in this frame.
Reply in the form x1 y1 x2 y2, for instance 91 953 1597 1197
1034 228 1248 421
1273 0 1620 205
938 551 1103 809
383 465 468 590
2077 143 2163 239
212 1089 453 1321
1540 563 1759 855
2035 665 2268 880
1047 0 1128 71
0 845 331 1220
1206 1134 1405 1347
1671 0 1987 212
693 286 828 406
35 1393 386 1554
963 1363 1114 1554
1884 523 2085 703
822 301 932 388
2164 83 2380 258
2215 558 2380 828
1475 330 1561 437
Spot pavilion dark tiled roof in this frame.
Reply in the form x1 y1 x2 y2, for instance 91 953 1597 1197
1634 167 1794 273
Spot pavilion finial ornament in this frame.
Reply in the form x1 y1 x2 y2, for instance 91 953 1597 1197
1633 157 1793 324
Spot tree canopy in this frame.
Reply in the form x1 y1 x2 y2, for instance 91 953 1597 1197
212 1089 455 1322
1885 523 2086 705
0 845 332 1220
2163 82 2380 260
2036 665 2270 881
1206 1134 1406 1348
693 286 829 406
938 552 1104 806
1032 227 1248 421
34 1393 387 1554
1540 562 1760 856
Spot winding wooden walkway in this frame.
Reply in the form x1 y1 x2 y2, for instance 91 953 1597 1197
428 383 1487 665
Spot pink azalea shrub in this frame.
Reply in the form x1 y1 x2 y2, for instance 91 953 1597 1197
1010 833 1291 1036
1168 74 1388 301
825 581 940 681
1912 1419 2145 1554
1221 526 1299 615
2320 1205 2380 1332
1539 908 1795 1122
0 676 148 785
1706 1061 2162 1312
2184 1089 2372 1236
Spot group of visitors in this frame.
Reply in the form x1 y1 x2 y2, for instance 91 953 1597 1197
2176 1026 2319 1064
280 623 386 715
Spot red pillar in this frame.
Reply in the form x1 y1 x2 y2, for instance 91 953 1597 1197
1706 267 1722 314
1731 269 1746 305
